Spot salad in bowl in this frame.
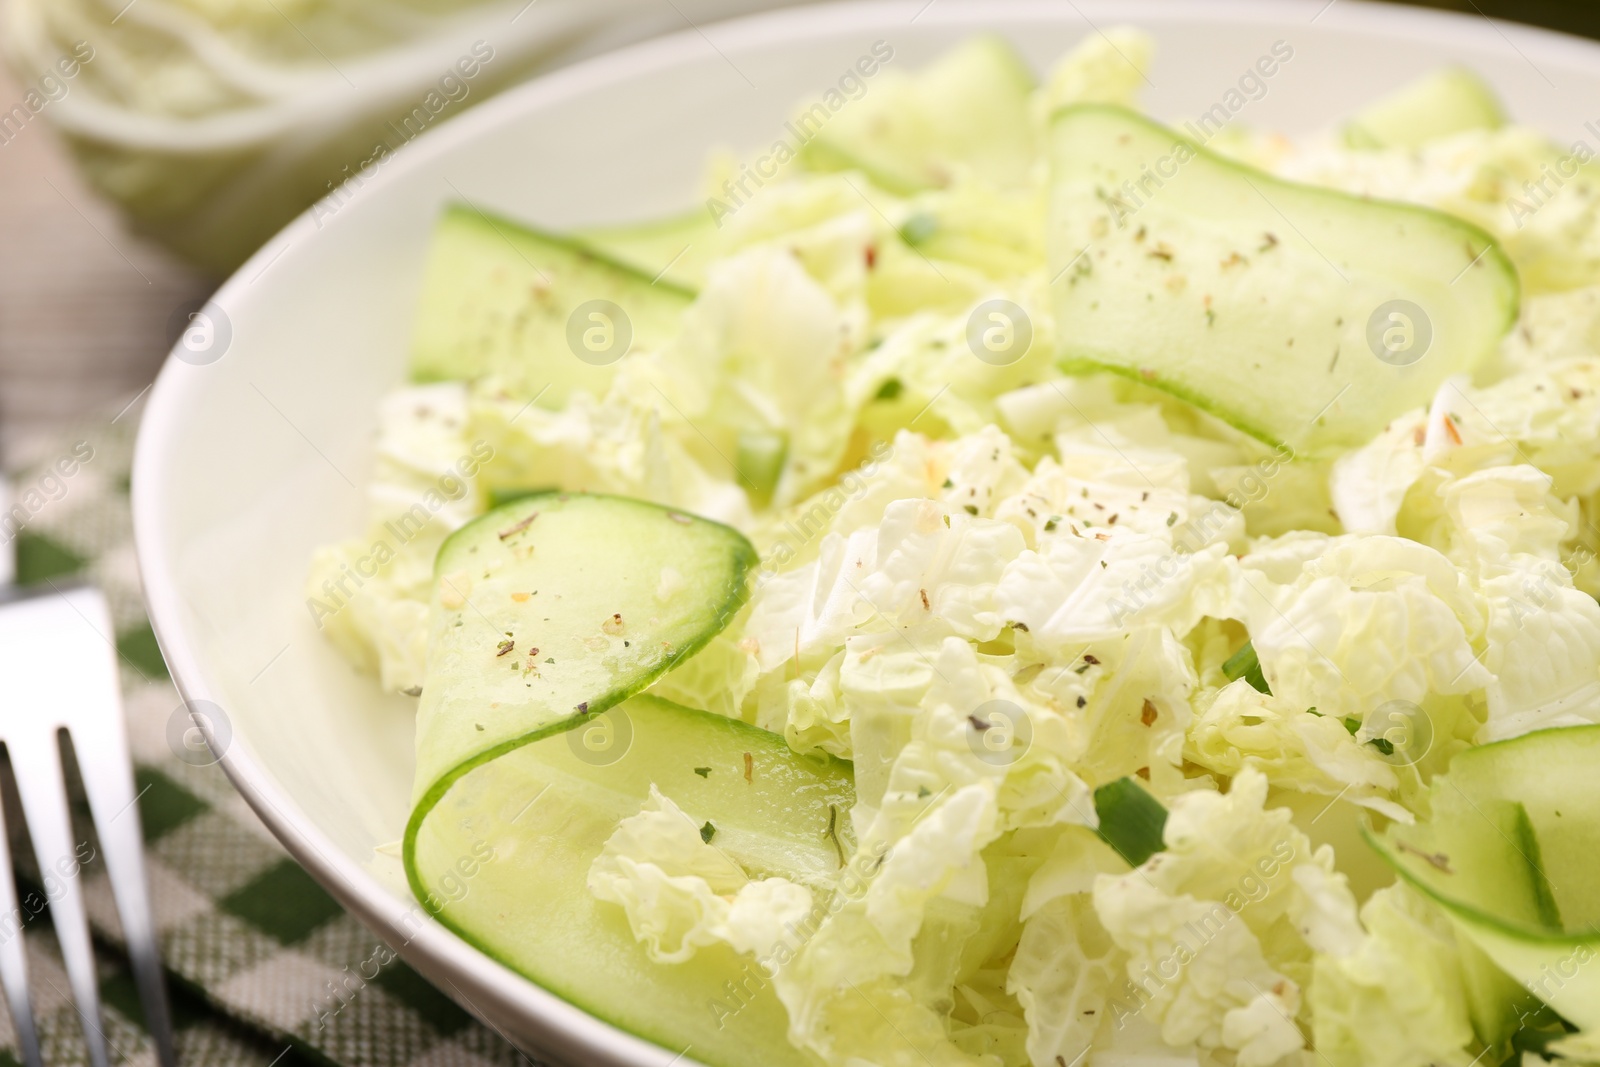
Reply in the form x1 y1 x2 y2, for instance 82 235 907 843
305 28 1600 1067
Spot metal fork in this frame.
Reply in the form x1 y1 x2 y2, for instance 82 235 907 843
0 477 176 1065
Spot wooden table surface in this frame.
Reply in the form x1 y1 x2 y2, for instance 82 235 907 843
0 62 212 458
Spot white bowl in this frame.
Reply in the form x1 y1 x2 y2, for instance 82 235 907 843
131 2 1600 1064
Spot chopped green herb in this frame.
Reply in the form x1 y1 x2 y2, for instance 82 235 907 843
963 504 979 516
693 766 712 778
874 378 904 402
1221 641 1271 694
917 785 931 798
1366 736 1396 756
1093 777 1168 868
699 821 717 844
823 804 846 868
899 211 939 247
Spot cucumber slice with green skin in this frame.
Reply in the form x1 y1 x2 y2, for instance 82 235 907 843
409 491 756 814
484 485 556 509
413 694 851 1067
799 36 1035 194
575 209 718 292
1366 724 1600 1029
405 492 853 1065
410 204 694 405
1343 67 1505 150
1046 104 1520 455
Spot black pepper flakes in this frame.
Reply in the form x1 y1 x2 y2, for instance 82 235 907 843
498 513 538 540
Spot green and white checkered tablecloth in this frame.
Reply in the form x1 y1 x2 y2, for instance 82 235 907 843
1 400 532 1067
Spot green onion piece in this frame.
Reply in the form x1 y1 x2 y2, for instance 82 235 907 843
735 430 788 505
1094 777 1168 868
699 821 717 845
873 378 904 402
1222 640 1271 694
898 211 939 247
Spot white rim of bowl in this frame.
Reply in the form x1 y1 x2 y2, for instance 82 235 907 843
130 1 1600 1064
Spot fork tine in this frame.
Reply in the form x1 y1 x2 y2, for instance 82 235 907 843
0 586 175 1063
0 774 43 1067
9 729 111 1067
71 723 178 1066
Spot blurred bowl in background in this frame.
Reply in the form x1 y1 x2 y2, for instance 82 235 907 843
0 0 812 273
